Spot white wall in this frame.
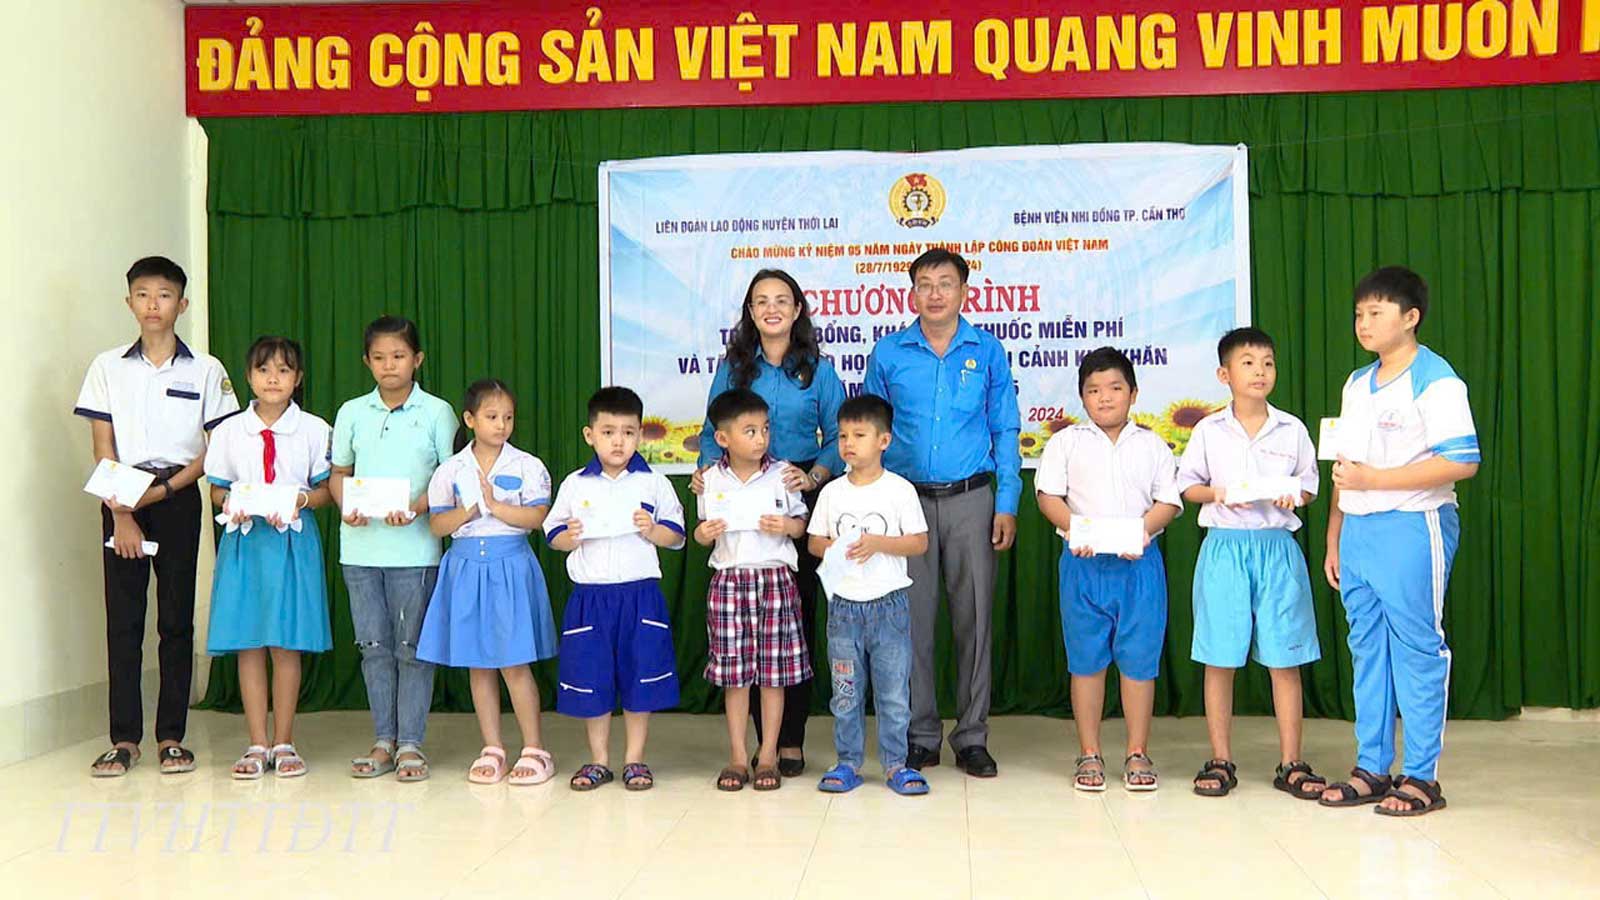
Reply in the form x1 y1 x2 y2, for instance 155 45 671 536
0 0 212 764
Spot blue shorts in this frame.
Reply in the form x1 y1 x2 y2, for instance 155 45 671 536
556 579 680 718
1191 529 1320 669
1058 543 1167 681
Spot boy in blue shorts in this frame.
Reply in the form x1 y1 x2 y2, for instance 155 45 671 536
1177 327 1325 799
1320 267 1479 817
546 387 686 791
1035 348 1182 792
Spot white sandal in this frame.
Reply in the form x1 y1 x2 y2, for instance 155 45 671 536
396 743 430 783
271 743 307 779
468 747 507 784
232 745 270 780
507 747 556 786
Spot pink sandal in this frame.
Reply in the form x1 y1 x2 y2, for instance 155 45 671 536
507 747 556 786
467 746 508 784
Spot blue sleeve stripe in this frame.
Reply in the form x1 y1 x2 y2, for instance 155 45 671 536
74 407 113 422
641 502 657 514
1437 448 1482 463
660 520 686 537
310 470 331 486
545 523 569 542
1432 436 1480 462
207 476 232 488
429 506 454 515
525 496 550 508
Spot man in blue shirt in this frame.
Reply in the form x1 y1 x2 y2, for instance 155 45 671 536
864 248 1021 777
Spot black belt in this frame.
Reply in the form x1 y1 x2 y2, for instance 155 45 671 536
914 472 991 498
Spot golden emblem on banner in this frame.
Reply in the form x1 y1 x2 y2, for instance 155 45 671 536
888 172 946 228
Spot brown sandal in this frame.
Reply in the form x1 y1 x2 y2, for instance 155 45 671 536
717 766 749 792
1374 776 1447 817
753 766 782 791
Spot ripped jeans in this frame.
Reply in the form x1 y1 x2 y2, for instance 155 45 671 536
826 590 912 773
343 566 438 747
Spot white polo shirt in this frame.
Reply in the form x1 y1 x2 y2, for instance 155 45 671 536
1035 422 1183 531
545 453 685 584
427 442 552 539
75 338 239 468
1336 346 1480 516
1177 404 1319 532
697 457 808 571
204 401 331 492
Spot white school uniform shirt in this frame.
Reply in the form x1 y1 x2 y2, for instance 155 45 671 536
204 401 331 533
1176 404 1319 532
1034 422 1183 531
544 453 685 584
1336 346 1480 516
805 469 927 601
427 442 552 539
75 338 239 467
697 457 808 571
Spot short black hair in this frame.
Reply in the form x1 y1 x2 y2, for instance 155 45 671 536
1078 346 1137 393
126 256 187 293
708 388 769 430
1355 266 1429 332
908 247 969 285
588 386 643 423
1217 327 1276 365
363 315 422 354
245 335 305 405
838 394 893 433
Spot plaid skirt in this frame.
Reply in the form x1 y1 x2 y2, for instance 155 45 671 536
705 565 812 688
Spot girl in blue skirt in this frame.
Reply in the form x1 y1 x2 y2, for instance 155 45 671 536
205 336 333 779
419 379 559 785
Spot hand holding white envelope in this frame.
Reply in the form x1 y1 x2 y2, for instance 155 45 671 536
455 470 490 519
1319 417 1371 463
229 482 301 521
574 495 640 540
84 460 155 509
703 484 779 533
104 538 159 556
1068 515 1146 557
343 477 414 520
816 525 862 599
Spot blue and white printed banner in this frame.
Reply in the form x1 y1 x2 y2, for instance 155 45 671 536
599 143 1250 472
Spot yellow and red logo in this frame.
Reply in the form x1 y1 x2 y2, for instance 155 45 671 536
889 172 946 228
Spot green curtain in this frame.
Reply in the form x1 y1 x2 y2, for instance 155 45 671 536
198 83 1600 720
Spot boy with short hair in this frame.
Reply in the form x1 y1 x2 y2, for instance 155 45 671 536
75 256 240 776
1035 347 1182 792
1177 327 1324 799
546 387 686 791
1320 266 1479 817
694 388 811 792
807 394 931 796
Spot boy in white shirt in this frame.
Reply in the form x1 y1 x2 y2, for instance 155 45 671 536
806 395 930 795
1319 267 1479 817
694 389 810 792
546 387 686 792
1177 328 1324 800
1035 347 1182 792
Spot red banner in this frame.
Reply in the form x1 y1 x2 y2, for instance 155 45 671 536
186 1 1600 117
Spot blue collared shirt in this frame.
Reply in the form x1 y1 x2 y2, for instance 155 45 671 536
863 318 1023 515
696 354 846 474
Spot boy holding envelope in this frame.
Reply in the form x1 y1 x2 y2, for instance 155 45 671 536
1176 327 1324 800
694 388 810 791
1035 347 1181 792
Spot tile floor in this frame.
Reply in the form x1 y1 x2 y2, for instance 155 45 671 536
4 711 1597 899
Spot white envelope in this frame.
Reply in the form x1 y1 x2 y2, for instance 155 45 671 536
817 526 902 600
103 539 159 556
454 470 490 518
1225 475 1303 505
1318 417 1371 463
574 495 641 540
229 482 301 520
1068 515 1146 557
84 460 155 509
343 477 413 519
703 484 782 532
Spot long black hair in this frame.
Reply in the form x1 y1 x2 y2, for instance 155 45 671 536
245 335 306 406
453 378 516 452
722 269 820 390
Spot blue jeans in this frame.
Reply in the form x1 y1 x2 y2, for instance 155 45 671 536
826 590 912 773
343 566 438 746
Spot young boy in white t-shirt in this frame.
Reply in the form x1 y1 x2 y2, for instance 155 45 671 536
806 395 930 796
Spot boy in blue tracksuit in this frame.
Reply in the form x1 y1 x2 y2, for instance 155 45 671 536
1319 267 1479 817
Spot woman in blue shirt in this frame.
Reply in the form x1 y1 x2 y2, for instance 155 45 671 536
695 268 845 778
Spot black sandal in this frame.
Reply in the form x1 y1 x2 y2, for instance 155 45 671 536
1273 760 1326 800
622 762 655 791
1318 767 1392 807
1193 758 1237 797
569 763 614 791
777 753 805 778
1374 775 1447 817
159 745 197 774
89 746 138 778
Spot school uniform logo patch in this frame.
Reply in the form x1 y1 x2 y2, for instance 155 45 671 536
221 378 234 395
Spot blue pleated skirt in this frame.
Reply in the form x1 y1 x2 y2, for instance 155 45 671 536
417 534 558 668
207 521 332 654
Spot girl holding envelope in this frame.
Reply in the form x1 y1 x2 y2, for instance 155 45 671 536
204 336 333 779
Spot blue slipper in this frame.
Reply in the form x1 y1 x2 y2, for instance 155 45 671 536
887 767 930 796
817 764 862 793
